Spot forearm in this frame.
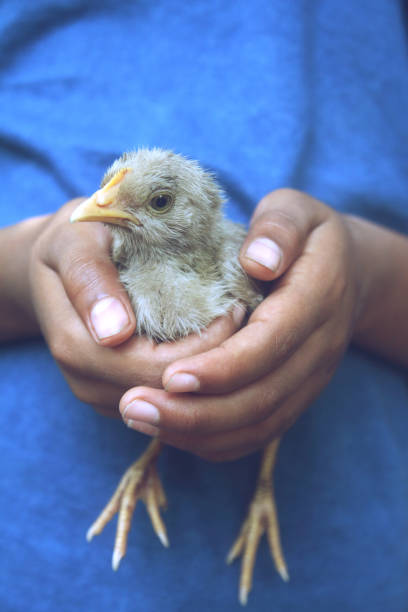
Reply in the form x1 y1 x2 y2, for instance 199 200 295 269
0 215 50 342
348 214 408 369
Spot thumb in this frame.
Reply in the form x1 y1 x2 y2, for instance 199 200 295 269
44 199 136 347
239 188 326 281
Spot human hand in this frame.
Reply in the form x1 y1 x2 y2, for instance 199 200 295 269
27 199 244 417
119 189 364 460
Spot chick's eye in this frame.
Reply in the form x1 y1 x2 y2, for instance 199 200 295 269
149 194 173 213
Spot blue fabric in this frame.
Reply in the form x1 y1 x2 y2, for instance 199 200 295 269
1 1 408 610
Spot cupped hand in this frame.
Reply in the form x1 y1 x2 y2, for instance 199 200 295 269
119 189 364 459
28 199 244 417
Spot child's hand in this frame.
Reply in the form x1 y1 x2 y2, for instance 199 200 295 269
25 200 243 417
119 189 364 459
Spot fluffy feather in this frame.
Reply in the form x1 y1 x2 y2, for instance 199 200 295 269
103 149 263 341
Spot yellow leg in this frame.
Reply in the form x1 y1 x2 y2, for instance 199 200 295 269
227 438 288 605
86 438 168 570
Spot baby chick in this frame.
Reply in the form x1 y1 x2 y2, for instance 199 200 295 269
71 149 288 605
72 149 262 340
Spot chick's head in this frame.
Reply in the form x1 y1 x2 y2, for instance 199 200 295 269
71 149 225 259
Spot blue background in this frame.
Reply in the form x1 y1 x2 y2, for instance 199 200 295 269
1 1 408 610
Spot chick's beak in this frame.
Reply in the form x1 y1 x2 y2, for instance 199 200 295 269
70 167 142 227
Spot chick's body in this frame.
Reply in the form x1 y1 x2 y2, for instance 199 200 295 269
102 149 262 341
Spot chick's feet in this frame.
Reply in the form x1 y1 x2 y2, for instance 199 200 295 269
227 439 288 606
86 438 168 570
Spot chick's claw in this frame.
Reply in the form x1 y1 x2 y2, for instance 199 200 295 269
143 465 169 549
227 439 288 606
86 439 169 570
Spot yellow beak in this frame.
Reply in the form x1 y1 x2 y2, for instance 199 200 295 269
70 167 142 227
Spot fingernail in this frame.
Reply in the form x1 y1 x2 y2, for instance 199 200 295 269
245 237 282 271
90 297 129 340
123 399 160 425
165 373 200 393
232 304 246 327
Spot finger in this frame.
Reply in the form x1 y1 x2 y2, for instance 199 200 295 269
32 263 126 415
120 321 338 436
239 189 327 281
39 199 136 347
61 369 124 412
162 280 323 395
91 405 121 418
191 374 322 461
163 211 345 395
30 260 150 389
33 257 245 396
85 305 246 389
129 370 324 462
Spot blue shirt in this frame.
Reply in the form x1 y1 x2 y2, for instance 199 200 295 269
1 1 407 610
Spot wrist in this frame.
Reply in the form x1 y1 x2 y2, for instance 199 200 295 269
0 214 50 341
344 213 408 367
343 215 376 333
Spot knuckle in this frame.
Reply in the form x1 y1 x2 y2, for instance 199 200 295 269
179 407 204 434
151 355 174 382
48 330 76 369
252 387 279 421
30 234 45 264
162 399 202 435
130 363 166 390
62 256 105 304
208 347 237 388
48 325 89 374
260 188 300 211
255 209 301 252
69 382 100 406
68 382 93 405
165 397 216 436
325 273 349 313
312 274 350 329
